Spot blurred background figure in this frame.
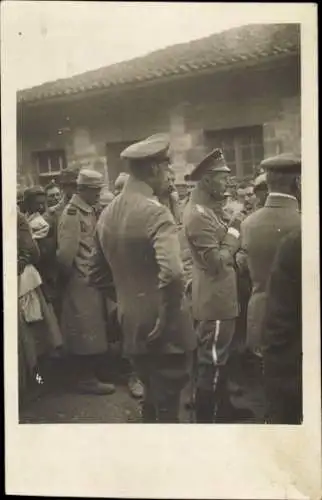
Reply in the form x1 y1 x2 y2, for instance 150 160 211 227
114 172 130 196
236 178 256 214
24 186 60 318
54 166 82 220
159 165 182 224
253 172 268 209
96 186 115 217
45 180 62 210
17 187 26 213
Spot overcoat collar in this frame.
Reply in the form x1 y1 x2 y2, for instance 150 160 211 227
265 193 299 210
124 176 155 199
70 193 93 213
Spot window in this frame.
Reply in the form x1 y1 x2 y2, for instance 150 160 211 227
204 126 264 177
33 150 67 177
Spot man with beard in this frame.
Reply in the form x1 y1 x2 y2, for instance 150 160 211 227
183 149 248 423
89 134 196 422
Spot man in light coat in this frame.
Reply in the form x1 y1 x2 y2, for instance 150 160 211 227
57 169 115 395
89 134 196 422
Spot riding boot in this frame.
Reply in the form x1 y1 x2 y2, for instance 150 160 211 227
195 388 216 423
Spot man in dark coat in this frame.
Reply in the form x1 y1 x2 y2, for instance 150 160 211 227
237 154 301 356
89 134 196 422
183 148 248 422
262 227 302 424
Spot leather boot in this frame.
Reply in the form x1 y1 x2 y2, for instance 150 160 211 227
195 389 215 423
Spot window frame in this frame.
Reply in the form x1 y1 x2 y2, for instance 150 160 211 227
204 125 264 178
33 149 67 178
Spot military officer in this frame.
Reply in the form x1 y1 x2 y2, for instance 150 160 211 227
57 169 115 395
183 148 248 423
89 134 196 422
237 154 301 357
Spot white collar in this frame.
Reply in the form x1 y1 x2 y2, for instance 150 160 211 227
268 192 297 201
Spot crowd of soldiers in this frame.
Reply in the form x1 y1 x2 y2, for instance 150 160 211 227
17 133 302 424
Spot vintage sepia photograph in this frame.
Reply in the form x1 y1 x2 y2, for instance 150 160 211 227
3 2 320 498
17 11 302 425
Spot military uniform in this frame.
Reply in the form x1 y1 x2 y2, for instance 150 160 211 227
183 148 244 422
89 135 196 422
237 154 301 354
57 169 115 395
262 227 302 424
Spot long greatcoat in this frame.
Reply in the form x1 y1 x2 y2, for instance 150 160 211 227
237 194 301 351
89 177 196 357
57 194 108 355
262 227 302 423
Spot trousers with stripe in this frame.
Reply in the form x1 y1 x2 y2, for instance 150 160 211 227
194 319 236 422
196 319 236 390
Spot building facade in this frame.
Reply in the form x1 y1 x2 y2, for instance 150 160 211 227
17 24 301 189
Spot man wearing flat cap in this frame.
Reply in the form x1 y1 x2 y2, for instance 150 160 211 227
183 148 249 423
57 169 115 395
236 154 301 392
88 134 196 422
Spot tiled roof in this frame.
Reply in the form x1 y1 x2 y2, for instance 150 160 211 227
18 23 300 104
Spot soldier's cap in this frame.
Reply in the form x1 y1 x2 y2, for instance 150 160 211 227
185 148 231 182
59 166 81 185
260 153 301 174
253 172 268 190
76 169 103 188
120 133 170 162
23 185 45 201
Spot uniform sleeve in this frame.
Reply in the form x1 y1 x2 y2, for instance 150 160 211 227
186 209 239 276
56 207 81 273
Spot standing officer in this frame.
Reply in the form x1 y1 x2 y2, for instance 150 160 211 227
183 148 247 423
89 134 196 422
57 169 115 395
238 154 301 358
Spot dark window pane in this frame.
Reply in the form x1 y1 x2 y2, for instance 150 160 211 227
241 161 254 175
37 155 49 174
223 147 235 162
240 146 253 161
254 145 264 161
239 134 252 146
50 153 61 172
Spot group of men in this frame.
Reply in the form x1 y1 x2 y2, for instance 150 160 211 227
17 133 302 425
